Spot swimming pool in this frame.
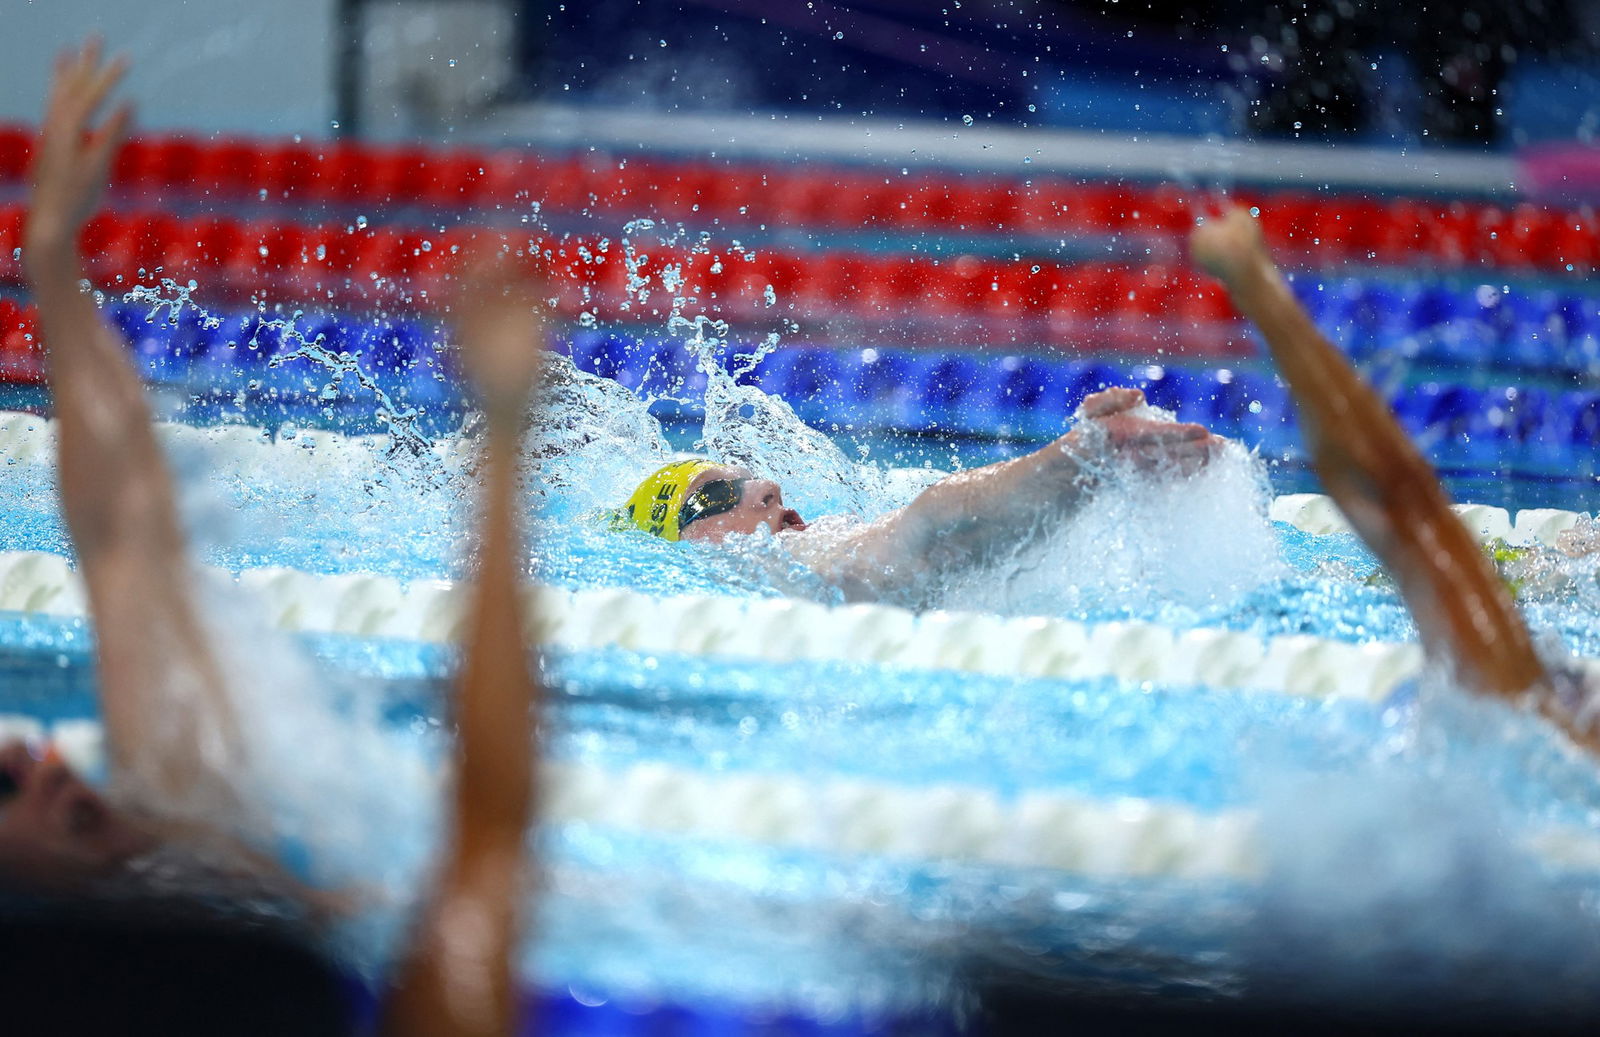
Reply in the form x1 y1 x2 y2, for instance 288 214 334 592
3 313 1600 1030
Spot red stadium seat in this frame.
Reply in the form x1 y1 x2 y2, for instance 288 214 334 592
987 262 1058 315
366 146 433 205
297 221 366 293
1259 193 1320 255
825 172 889 228
1552 210 1599 272
420 152 488 207
115 212 182 282
192 137 262 199
1485 203 1554 269
1113 264 1174 321
719 168 773 223
922 254 993 313
789 252 872 315
0 204 26 284
852 255 931 316
960 182 1020 232
1011 179 1074 235
111 136 202 192
1328 198 1386 259
1170 272 1235 324
111 139 156 188
0 126 33 183
222 220 309 292
1137 184 1194 236
527 155 590 212
164 216 244 280
254 141 319 201
0 301 42 384
308 144 377 204
477 149 534 208
1045 265 1118 342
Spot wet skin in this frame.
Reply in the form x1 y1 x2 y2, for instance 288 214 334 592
677 466 808 543
0 738 154 888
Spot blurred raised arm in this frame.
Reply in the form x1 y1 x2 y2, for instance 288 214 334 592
23 40 242 813
383 244 546 1037
1191 210 1551 711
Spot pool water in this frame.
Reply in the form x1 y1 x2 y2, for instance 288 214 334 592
4 339 1600 1025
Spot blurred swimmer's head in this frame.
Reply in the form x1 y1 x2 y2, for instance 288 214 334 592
617 460 806 543
0 739 154 888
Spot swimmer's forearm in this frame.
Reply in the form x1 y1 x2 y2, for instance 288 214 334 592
455 417 536 839
391 413 535 1037
1220 254 1547 699
881 445 1090 572
26 228 173 558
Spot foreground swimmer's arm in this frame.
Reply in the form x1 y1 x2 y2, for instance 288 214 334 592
800 387 1223 602
383 248 545 1037
23 41 244 813
1191 210 1555 715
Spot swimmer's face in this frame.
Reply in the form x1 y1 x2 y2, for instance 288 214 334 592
679 466 807 544
0 739 154 888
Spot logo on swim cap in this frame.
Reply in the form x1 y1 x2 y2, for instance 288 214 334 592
613 459 720 541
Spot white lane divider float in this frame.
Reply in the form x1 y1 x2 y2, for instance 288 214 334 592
0 712 1261 880
1269 492 1589 547
0 549 1426 703
13 712 1600 884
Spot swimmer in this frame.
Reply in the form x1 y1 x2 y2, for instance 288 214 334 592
10 40 543 1035
615 390 1228 604
1191 208 1598 753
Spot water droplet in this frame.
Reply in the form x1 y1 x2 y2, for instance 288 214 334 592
961 114 974 126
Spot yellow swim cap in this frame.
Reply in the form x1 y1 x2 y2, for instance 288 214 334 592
614 459 721 541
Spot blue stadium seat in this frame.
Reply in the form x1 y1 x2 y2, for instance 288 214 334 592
915 353 988 431
637 336 707 401
1062 362 1128 413
568 331 639 387
1135 365 1208 423
839 348 934 430
1567 391 1600 449
989 355 1070 438
1344 279 1420 359
1552 295 1600 374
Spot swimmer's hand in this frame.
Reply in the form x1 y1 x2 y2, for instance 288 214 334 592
25 39 132 263
1062 387 1222 476
449 238 551 422
1189 208 1273 289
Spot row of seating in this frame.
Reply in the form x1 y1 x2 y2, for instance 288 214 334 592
1 124 1594 272
0 297 452 407
1294 277 1600 374
560 332 1600 465
6 294 1600 468
0 203 1241 332
8 205 1600 374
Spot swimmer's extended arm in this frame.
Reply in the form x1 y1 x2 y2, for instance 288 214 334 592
24 41 243 811
384 250 544 1037
1191 210 1550 706
811 388 1221 602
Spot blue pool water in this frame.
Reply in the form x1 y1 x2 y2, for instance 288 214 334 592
3 333 1600 1025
